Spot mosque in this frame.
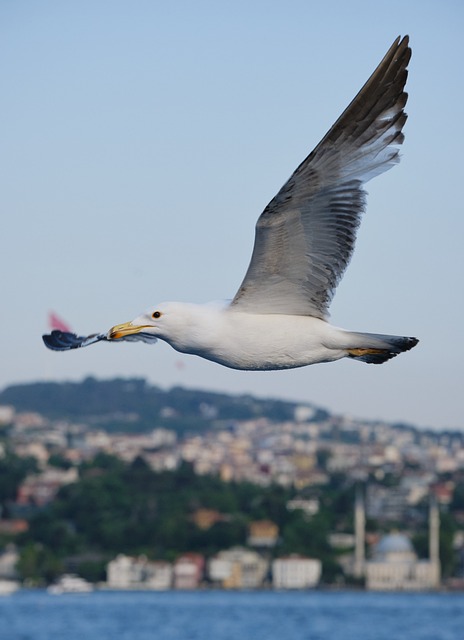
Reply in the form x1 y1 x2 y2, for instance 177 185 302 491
353 492 441 591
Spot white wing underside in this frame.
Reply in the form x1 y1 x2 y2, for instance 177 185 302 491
231 36 411 319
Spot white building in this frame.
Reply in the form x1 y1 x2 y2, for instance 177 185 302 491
286 498 319 518
272 555 321 589
173 554 204 590
107 554 172 590
0 545 19 580
362 498 441 591
344 492 441 590
366 532 439 591
208 547 268 589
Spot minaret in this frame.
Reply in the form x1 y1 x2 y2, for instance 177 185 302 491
354 488 365 578
429 497 441 587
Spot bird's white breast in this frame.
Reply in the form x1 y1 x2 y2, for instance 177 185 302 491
162 304 345 370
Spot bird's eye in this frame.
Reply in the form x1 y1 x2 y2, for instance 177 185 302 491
152 311 162 319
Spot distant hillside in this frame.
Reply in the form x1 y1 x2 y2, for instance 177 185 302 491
0 377 329 434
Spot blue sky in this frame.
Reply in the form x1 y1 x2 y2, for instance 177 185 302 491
1 1 463 429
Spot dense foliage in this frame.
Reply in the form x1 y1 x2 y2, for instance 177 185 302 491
14 455 348 583
0 452 37 516
0 452 458 585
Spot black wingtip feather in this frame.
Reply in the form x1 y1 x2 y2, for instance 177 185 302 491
42 330 106 351
43 331 82 351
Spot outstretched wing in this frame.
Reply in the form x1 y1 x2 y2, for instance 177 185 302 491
231 36 411 319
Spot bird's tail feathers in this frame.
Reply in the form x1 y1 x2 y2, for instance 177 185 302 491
344 331 418 364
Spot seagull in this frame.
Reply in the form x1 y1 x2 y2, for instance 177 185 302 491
43 36 418 370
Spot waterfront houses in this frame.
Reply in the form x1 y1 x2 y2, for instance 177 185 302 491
272 556 322 590
107 554 173 590
105 549 322 591
173 554 204 590
208 548 268 589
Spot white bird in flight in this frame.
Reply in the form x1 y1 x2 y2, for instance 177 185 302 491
43 36 418 369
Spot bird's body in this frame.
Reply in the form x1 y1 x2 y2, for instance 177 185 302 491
135 303 343 370
171 307 341 370
122 302 416 370
43 36 418 368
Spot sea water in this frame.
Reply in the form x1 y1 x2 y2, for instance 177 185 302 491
1 590 463 640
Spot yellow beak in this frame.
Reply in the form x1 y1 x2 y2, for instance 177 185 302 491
109 321 151 340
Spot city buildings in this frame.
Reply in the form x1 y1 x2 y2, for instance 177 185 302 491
107 554 173 590
106 548 322 590
208 548 268 589
173 554 204 590
272 556 321 589
2 391 464 590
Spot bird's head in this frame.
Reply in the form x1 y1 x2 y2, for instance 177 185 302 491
107 305 170 344
107 302 195 345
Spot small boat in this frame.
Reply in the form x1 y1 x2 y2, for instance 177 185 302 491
0 579 20 595
47 574 93 594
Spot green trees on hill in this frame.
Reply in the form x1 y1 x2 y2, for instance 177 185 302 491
16 455 343 583
3 451 459 584
0 452 37 516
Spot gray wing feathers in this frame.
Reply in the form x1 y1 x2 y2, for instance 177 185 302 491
231 36 411 318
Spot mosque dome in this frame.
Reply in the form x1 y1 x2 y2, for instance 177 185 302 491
373 533 416 562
